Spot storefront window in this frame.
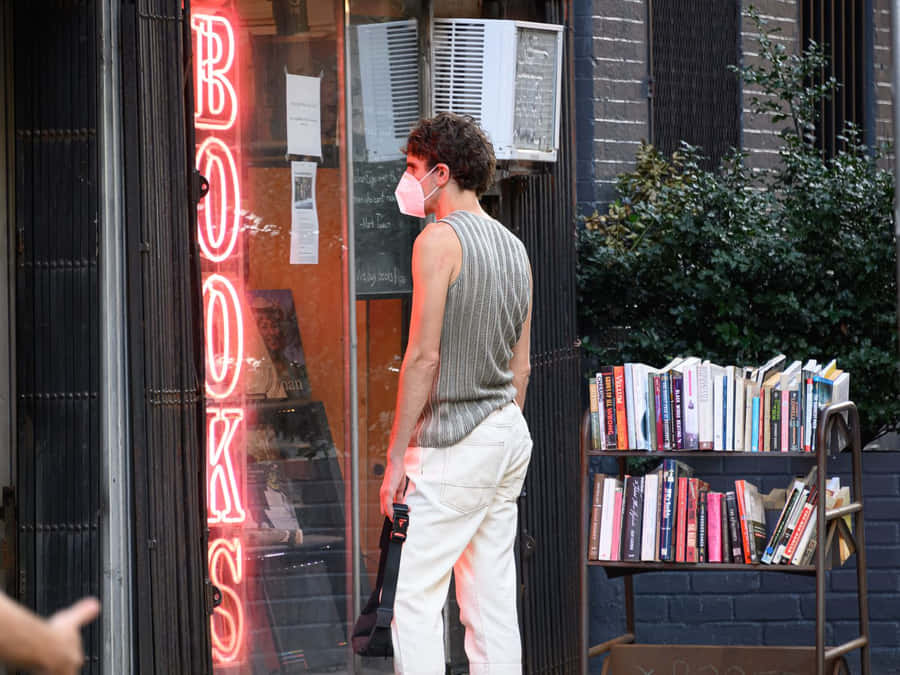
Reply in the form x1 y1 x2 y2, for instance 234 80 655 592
347 0 421 643
194 1 354 671
194 0 424 669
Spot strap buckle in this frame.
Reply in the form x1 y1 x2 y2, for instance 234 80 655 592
391 503 409 542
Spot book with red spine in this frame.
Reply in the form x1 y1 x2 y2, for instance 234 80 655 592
614 366 628 449
685 477 699 563
734 480 753 564
675 476 689 562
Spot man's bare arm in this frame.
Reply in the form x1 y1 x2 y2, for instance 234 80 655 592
509 265 533 410
380 222 459 518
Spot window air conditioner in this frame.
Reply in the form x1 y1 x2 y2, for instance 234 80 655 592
432 18 564 162
355 18 564 163
355 20 420 163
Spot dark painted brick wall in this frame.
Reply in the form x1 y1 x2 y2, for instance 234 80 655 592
588 451 900 674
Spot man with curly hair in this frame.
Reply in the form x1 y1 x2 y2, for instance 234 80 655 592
380 112 533 674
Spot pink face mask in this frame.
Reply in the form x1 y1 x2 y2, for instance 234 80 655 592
394 165 441 218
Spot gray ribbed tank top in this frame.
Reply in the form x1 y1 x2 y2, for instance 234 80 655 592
415 210 531 448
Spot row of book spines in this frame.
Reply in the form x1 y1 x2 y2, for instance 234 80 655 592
589 369 829 453
587 473 819 566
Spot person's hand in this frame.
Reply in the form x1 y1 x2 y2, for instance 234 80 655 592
40 597 100 675
380 456 406 521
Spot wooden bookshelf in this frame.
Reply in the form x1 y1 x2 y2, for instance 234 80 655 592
579 401 872 675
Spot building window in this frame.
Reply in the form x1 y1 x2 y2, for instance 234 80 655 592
651 0 741 168
801 0 867 157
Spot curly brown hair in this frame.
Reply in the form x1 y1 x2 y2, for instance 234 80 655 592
402 112 496 196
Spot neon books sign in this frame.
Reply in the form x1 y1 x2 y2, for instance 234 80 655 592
192 9 246 666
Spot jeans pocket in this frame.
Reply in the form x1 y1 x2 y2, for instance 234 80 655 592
439 482 495 515
438 440 505 514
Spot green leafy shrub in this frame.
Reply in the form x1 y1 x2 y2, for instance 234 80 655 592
577 9 899 444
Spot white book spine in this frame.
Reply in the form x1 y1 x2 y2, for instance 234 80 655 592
725 367 736 451
733 377 745 452
640 473 659 560
713 375 724 451
625 365 636 450
774 488 809 562
698 364 713 449
791 505 817 565
633 366 649 450
598 478 617 560
683 363 699 449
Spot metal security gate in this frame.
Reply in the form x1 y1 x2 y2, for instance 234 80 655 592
650 0 741 168
13 1 103 672
121 0 211 673
499 0 582 671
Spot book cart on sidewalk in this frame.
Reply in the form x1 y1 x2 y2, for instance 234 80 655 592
579 401 871 675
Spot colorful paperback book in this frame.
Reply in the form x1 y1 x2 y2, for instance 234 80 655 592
589 377 601 450
653 374 664 451
598 477 620 560
675 475 689 562
672 372 685 450
751 397 760 452
614 366 628 450
601 367 617 449
707 492 722 563
610 482 624 561
661 372 672 450
761 477 805 564
596 373 607 450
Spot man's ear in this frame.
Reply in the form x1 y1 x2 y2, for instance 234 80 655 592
435 162 452 186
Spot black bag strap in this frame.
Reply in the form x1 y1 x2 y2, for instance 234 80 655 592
375 503 409 628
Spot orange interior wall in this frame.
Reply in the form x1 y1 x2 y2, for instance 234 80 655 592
245 166 404 563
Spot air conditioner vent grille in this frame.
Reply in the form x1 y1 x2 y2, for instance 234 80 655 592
432 21 485 121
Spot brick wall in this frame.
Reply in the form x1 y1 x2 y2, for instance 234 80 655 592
874 0 894 168
575 0 650 217
588 452 900 674
575 2 895 212
740 0 799 173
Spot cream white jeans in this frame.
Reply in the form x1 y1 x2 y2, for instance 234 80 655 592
391 402 533 675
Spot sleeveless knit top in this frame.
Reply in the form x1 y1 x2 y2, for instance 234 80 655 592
414 210 532 448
